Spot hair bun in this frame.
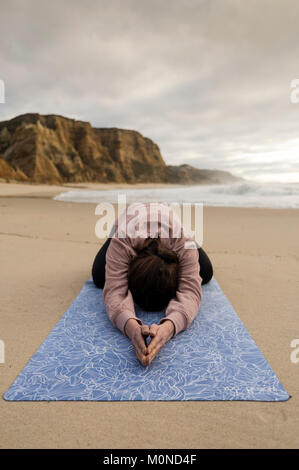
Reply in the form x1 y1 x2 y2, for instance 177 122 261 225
139 237 159 255
139 237 179 264
156 249 179 264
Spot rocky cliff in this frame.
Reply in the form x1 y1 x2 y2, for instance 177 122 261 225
0 113 239 185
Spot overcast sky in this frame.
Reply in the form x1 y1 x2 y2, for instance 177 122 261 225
1 0 299 182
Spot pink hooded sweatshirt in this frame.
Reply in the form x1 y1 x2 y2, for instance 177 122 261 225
103 202 202 337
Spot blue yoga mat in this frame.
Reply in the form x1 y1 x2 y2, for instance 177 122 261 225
4 278 289 401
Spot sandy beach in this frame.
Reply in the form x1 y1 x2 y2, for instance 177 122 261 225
0 182 298 448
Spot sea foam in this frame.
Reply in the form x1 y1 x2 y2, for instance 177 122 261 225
54 181 299 209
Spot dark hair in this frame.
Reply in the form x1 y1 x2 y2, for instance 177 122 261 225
128 236 179 311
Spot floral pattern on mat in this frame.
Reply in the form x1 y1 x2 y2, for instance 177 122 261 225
4 279 289 401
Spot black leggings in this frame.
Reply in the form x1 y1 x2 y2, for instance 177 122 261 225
92 238 213 289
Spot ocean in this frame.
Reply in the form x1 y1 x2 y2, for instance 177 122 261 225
54 181 299 209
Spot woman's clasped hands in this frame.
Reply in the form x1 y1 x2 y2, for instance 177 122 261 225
124 318 175 366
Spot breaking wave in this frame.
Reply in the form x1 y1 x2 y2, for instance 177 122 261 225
54 181 299 208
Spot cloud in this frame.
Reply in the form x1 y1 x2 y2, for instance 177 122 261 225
1 0 299 181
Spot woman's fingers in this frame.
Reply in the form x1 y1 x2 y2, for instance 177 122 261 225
147 341 164 365
132 326 149 362
149 323 159 337
134 335 148 356
147 334 166 363
133 336 148 365
135 347 148 366
141 324 150 337
147 325 172 364
131 323 171 366
131 323 174 366
147 334 161 355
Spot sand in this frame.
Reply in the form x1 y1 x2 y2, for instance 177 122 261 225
0 182 298 449
0 181 185 198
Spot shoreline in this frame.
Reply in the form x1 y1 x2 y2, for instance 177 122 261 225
0 181 185 199
1 182 299 211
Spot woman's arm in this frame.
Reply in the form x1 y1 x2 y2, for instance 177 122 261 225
103 236 143 335
158 239 202 336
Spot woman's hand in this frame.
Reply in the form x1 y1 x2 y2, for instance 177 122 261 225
145 320 175 366
124 318 150 366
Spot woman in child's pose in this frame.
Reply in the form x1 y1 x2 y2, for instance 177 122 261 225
92 202 213 366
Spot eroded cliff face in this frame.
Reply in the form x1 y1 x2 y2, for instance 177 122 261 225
0 156 27 181
0 113 168 184
0 113 240 185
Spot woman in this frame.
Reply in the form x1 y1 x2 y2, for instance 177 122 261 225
92 202 213 367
